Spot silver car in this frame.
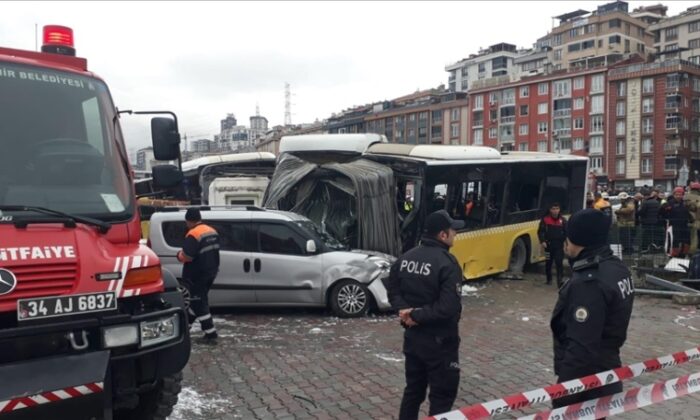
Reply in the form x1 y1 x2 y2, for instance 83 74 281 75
148 207 394 317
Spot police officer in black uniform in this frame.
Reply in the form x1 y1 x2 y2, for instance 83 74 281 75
385 210 464 420
177 208 220 344
551 209 634 412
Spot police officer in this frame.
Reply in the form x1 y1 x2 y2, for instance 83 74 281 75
177 208 220 344
551 209 634 412
385 209 464 420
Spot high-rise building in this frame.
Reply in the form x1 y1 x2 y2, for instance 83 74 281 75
445 43 529 92
538 1 655 71
649 5 700 64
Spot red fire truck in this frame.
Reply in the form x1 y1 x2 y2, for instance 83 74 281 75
0 26 190 419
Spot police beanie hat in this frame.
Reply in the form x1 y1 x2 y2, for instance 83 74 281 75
185 208 201 222
566 208 610 247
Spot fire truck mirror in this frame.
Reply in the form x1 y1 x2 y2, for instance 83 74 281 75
151 117 181 161
152 164 183 189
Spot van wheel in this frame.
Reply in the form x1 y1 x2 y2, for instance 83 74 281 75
508 237 528 274
177 278 192 311
330 280 369 318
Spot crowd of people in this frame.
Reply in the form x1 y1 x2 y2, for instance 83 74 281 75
586 184 700 259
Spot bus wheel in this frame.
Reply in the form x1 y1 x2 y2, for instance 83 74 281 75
508 237 528 274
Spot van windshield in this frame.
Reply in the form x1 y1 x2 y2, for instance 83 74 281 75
0 62 133 221
295 220 347 251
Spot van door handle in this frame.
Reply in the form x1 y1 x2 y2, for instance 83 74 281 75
243 259 250 273
254 258 261 273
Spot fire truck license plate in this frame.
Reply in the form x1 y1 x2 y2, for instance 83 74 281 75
17 291 117 321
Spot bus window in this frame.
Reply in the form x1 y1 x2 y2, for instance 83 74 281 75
484 167 507 227
506 164 544 224
430 184 448 212
542 176 570 213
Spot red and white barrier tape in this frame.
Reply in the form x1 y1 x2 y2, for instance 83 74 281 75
428 345 700 420
518 371 700 420
0 382 103 413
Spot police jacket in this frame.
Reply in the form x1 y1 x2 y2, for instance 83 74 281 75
182 223 220 279
638 197 660 225
385 236 463 338
538 214 567 245
551 245 634 381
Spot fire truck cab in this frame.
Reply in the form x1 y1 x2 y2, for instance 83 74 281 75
0 26 190 419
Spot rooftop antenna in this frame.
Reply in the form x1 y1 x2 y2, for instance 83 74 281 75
256 103 260 117
284 82 292 126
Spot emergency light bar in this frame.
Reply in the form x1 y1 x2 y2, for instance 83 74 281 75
41 25 76 56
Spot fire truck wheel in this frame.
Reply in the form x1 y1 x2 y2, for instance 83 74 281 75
114 371 183 420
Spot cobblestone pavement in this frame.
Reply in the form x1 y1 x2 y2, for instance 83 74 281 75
172 273 700 420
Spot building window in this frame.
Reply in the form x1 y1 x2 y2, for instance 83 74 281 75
616 101 626 117
665 27 679 41
616 139 625 155
573 137 584 150
665 156 678 171
490 109 498 121
520 86 529 98
519 142 529 151
690 20 700 33
553 49 562 61
574 97 584 110
642 98 654 113
473 129 483 145
451 108 460 121
591 95 604 114
574 118 584 130
419 112 428 120
432 110 443 123
408 128 415 137
643 78 654 94
689 38 700 50
590 116 604 133
642 158 652 173
538 141 548 152
691 56 700 65
642 138 653 153
518 105 528 116
590 75 604 94
609 19 621 29
451 123 459 138
538 122 548 133
590 157 603 170
519 124 529 135
538 82 548 95
538 103 548 114
409 114 416 122
573 77 584 91
553 80 571 98
616 159 626 175
617 81 626 97
643 118 654 134
473 95 484 110
489 127 497 139
568 43 581 53
609 34 621 44
616 121 626 136
553 34 562 46
590 136 603 154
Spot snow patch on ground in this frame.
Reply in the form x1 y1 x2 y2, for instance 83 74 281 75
375 353 404 363
170 387 230 419
674 315 700 332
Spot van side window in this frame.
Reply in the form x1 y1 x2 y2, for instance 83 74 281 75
257 223 306 255
207 221 247 252
163 221 187 248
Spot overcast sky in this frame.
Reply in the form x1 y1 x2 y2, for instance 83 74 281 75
2 1 698 151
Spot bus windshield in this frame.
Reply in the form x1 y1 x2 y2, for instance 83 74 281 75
0 62 133 222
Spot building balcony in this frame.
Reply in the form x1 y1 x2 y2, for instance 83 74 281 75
472 120 484 127
554 128 571 136
664 142 682 153
553 109 572 118
500 116 516 124
589 147 604 155
501 136 515 143
665 102 681 110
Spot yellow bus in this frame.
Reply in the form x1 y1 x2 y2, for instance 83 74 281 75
365 143 588 279
265 135 588 280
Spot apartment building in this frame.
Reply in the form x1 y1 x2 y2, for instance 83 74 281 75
607 59 700 191
538 1 655 71
650 5 700 64
365 89 469 145
445 43 527 92
467 67 608 162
